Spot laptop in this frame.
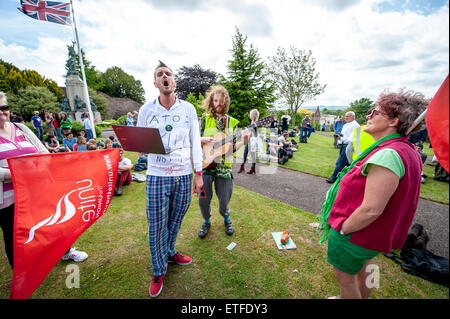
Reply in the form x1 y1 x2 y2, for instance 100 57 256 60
112 125 168 154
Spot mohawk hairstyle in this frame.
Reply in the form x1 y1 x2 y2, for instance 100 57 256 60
154 60 173 79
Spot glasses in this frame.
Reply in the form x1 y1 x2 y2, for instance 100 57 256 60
367 108 389 119
0 105 9 111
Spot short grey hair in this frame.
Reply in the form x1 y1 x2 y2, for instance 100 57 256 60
345 111 355 117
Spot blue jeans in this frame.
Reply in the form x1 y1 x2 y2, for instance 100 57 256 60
300 127 308 141
34 126 43 140
307 125 314 137
85 129 93 141
330 144 349 180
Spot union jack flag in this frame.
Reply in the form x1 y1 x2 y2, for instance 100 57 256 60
18 0 71 26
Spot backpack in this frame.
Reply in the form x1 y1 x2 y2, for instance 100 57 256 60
384 248 449 287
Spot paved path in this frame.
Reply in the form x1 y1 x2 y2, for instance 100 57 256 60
232 161 449 258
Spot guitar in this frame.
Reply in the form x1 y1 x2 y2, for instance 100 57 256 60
202 116 274 170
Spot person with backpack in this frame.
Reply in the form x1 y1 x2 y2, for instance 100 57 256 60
318 89 427 299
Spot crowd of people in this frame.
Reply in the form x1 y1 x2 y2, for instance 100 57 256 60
0 60 447 300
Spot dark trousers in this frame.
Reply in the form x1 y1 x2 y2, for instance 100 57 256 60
330 144 349 180
0 204 15 268
242 143 256 168
0 204 72 269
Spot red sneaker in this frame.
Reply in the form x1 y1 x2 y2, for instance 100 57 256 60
168 252 192 265
149 275 164 298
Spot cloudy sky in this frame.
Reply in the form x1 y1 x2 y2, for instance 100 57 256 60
0 0 448 107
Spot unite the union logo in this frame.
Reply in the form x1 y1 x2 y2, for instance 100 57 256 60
25 179 96 244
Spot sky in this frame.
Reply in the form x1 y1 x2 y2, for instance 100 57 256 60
0 0 448 108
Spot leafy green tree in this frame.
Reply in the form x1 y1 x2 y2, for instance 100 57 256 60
266 46 326 129
99 66 145 104
8 86 59 120
220 27 276 127
0 59 63 102
186 92 205 117
346 97 374 124
175 64 217 100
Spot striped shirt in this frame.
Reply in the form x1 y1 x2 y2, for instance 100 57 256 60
0 124 38 209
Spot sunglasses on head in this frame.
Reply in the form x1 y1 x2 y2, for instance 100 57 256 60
0 105 9 111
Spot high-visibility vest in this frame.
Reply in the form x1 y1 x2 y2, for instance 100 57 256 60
352 125 375 161
204 114 240 167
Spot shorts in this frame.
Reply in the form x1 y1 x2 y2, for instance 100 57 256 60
327 228 379 275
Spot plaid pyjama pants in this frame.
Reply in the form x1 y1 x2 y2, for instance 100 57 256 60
146 174 192 276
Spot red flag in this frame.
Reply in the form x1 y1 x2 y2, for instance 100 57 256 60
426 75 449 172
7 149 119 299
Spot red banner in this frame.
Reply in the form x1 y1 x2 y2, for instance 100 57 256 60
7 149 119 299
426 74 449 172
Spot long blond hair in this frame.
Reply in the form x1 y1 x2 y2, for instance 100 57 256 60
202 85 230 117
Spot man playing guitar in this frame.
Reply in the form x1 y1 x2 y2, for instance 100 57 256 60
198 85 251 239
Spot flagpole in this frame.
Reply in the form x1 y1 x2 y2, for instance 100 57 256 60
69 0 96 138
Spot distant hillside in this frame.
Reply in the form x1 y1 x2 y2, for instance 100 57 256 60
305 105 347 111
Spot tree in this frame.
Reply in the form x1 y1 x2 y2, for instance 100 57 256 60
220 27 276 127
266 46 326 129
8 86 59 120
347 97 374 124
175 64 217 100
0 59 62 102
99 66 145 104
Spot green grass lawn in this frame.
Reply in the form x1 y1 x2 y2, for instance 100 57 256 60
0 180 447 299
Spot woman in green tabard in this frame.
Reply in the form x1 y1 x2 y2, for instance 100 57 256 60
197 85 250 239
318 90 428 299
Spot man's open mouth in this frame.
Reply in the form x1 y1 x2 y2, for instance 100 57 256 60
163 80 169 86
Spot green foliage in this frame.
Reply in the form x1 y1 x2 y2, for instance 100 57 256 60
7 86 59 120
175 64 217 100
99 66 145 104
220 27 276 127
116 114 127 125
346 97 374 124
186 92 205 117
0 59 63 102
266 46 326 128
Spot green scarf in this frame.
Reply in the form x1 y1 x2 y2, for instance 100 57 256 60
317 133 401 244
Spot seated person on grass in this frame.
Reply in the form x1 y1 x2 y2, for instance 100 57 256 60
104 139 114 149
114 148 133 196
73 136 87 152
45 134 60 153
87 138 98 150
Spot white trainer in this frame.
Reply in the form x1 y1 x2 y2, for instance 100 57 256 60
61 248 88 262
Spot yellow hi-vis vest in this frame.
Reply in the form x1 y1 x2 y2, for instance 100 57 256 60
204 114 240 167
352 125 375 161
